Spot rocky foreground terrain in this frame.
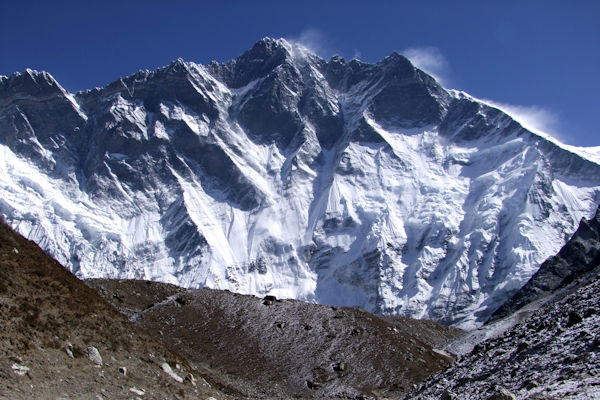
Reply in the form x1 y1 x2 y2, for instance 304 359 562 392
0 218 460 399
86 278 460 399
405 266 600 400
0 218 228 399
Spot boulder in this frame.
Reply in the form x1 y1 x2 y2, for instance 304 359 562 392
161 362 183 383
567 311 583 327
84 346 103 366
487 386 515 400
263 295 277 305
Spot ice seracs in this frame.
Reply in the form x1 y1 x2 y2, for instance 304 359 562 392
1 38 599 328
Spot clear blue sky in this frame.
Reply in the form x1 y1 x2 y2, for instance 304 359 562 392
1 0 598 146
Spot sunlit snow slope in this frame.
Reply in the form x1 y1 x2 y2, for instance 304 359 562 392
1 38 599 328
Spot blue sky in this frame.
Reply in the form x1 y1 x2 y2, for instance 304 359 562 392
1 0 598 146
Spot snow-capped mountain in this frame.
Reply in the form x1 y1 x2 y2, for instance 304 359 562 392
1 38 599 328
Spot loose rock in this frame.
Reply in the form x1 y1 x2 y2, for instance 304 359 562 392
306 380 321 389
11 363 30 376
185 373 197 386
85 346 103 365
65 342 74 358
333 361 346 372
129 387 145 395
567 311 583 327
441 388 456 400
263 295 277 305
161 362 183 383
487 386 515 400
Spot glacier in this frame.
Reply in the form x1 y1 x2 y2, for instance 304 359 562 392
1 38 599 328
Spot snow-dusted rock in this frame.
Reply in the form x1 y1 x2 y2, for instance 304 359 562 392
406 260 600 399
11 363 30 376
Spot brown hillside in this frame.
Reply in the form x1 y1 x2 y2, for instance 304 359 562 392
0 220 227 399
87 279 461 399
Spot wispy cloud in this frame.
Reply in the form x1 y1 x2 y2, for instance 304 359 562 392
288 28 364 61
481 99 563 141
287 28 333 59
402 46 449 86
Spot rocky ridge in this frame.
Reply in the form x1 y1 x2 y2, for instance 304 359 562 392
406 266 600 399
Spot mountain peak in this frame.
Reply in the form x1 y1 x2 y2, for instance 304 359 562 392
245 36 293 62
207 37 296 88
378 52 418 76
255 36 290 47
164 57 191 75
0 68 66 97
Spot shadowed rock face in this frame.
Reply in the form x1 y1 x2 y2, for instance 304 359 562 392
490 205 600 322
368 54 450 128
1 37 600 329
87 278 461 399
208 37 292 89
0 70 86 173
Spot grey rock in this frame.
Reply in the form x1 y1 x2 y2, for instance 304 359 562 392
84 346 103 365
129 387 145 395
567 311 583 327
11 363 30 376
306 380 321 390
487 386 515 400
65 342 74 358
263 295 277 305
440 388 455 400
333 361 346 372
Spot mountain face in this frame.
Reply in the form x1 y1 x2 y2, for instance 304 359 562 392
1 38 599 328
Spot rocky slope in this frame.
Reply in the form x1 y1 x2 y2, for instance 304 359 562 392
87 278 461 399
0 219 228 399
405 207 600 400
2 38 600 328
405 266 600 400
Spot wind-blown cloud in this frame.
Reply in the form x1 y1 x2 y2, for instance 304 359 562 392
287 28 333 59
402 46 449 86
481 99 563 141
